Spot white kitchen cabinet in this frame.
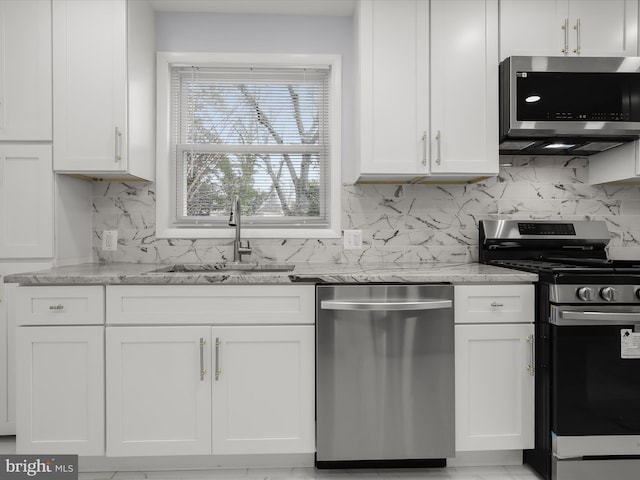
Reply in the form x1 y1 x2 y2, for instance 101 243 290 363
428 0 499 177
105 284 315 457
106 324 315 457
52 0 155 181
353 0 429 181
212 326 315 455
0 281 13 435
16 325 105 455
351 0 498 183
454 284 535 452
588 140 640 184
0 145 53 258
500 0 638 59
106 326 212 457
0 0 51 141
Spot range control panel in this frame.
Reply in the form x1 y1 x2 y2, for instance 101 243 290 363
551 284 640 304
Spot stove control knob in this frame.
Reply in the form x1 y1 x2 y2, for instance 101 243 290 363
576 287 594 301
600 286 617 302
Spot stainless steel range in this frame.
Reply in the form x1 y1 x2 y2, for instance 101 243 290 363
480 220 640 480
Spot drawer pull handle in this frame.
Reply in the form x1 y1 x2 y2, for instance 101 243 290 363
49 304 64 311
490 302 504 308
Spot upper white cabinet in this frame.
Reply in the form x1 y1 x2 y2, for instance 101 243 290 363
0 145 53 258
52 0 155 181
500 0 638 59
351 0 498 184
588 140 640 184
353 0 430 181
0 0 51 141
429 0 499 177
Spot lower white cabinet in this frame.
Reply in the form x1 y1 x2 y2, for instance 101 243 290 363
211 326 315 455
106 324 315 457
106 326 212 456
16 325 105 455
454 284 535 451
455 323 535 451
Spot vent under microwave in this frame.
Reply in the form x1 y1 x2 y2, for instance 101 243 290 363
499 56 640 156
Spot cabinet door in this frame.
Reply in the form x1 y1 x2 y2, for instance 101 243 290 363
0 0 52 141
0 281 12 435
212 326 315 455
499 0 568 58
568 0 638 56
455 323 535 451
0 145 53 258
52 0 128 173
500 0 637 59
16 326 104 455
355 0 429 181
429 0 498 175
106 326 212 456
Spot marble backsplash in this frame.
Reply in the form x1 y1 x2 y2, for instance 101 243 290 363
92 157 640 264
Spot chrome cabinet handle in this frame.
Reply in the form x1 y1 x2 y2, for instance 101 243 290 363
435 131 441 165
526 335 535 376
199 337 206 381
561 18 569 53
573 18 581 54
215 337 221 380
421 131 427 166
114 126 123 162
320 299 452 311
49 304 64 310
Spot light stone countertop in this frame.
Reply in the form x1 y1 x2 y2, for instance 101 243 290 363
3 262 537 285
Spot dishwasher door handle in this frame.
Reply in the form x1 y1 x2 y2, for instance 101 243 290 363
320 299 452 311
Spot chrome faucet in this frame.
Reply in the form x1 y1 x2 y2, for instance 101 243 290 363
228 195 252 262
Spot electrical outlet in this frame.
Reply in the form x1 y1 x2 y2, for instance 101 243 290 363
343 230 363 250
102 230 118 251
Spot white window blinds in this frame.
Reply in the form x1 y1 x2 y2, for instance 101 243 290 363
170 65 331 228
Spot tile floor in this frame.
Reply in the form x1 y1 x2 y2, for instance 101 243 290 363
0 437 544 480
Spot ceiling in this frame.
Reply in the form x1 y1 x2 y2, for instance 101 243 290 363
149 0 356 16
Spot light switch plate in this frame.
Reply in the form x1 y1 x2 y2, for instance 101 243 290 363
343 230 363 250
102 230 118 251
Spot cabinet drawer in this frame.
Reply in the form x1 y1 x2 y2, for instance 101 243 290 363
106 285 315 325
454 284 534 324
14 286 105 326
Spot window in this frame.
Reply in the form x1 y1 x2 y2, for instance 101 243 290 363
156 53 342 239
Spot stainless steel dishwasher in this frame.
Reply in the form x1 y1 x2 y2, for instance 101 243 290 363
316 284 455 468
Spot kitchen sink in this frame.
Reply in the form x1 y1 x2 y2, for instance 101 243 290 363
149 262 295 273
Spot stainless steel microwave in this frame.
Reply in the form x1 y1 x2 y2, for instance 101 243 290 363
499 56 640 156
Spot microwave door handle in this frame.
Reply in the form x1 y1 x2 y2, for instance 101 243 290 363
555 310 640 326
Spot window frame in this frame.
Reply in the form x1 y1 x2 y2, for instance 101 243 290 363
156 52 342 239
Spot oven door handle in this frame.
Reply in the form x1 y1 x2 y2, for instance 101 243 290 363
555 310 640 326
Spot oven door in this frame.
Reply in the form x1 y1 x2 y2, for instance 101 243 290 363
550 305 640 439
